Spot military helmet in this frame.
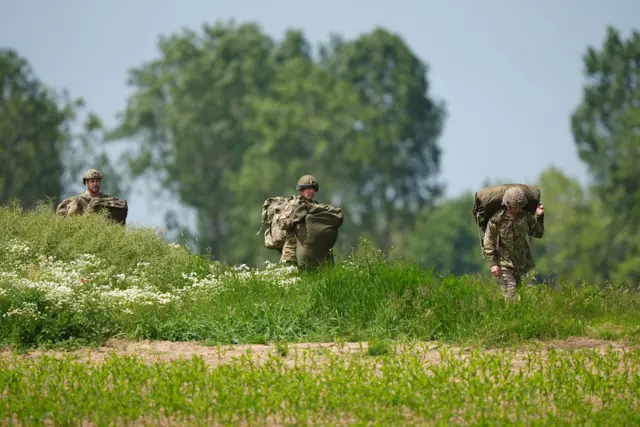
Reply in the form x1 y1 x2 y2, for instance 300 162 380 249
82 169 103 184
296 174 319 192
502 186 527 208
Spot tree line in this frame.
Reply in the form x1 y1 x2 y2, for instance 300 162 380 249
1 22 639 284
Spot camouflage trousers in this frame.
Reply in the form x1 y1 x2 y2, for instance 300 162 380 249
280 232 297 264
498 268 521 301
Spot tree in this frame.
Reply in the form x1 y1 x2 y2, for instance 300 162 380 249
108 22 447 266
321 28 447 250
571 26 640 282
531 167 608 283
233 44 376 264
62 112 129 199
0 49 76 208
406 192 485 276
108 21 275 261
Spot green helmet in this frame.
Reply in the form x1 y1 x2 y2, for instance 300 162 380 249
503 187 527 208
82 169 103 184
296 175 319 192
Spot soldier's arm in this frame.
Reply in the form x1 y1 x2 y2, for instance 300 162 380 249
55 200 69 217
482 220 499 267
279 201 308 230
528 212 544 238
67 198 86 216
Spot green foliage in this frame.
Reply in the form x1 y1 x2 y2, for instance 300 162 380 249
0 49 75 207
0 49 126 210
322 28 446 249
406 192 486 276
107 21 446 265
531 167 608 283
62 113 130 201
571 26 640 282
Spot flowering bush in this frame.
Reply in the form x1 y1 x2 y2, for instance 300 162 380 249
0 236 304 346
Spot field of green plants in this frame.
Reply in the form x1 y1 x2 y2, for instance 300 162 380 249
1 203 640 424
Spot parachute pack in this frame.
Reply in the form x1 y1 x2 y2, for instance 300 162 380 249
56 195 129 225
260 197 344 266
472 184 541 232
295 203 344 267
88 197 129 225
260 196 294 249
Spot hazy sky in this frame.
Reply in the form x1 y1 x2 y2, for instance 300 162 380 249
2 0 639 228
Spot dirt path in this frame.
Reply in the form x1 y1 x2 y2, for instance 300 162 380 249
0 336 633 368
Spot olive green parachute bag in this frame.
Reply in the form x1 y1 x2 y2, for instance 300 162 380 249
472 184 541 253
87 197 129 225
295 203 344 267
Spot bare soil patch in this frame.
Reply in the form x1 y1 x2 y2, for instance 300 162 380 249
0 336 634 369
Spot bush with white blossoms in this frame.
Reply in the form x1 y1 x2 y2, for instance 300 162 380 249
0 238 301 345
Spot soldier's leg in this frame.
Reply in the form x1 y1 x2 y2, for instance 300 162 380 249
498 268 519 301
280 232 297 264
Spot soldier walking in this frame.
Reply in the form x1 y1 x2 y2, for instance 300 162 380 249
482 187 545 300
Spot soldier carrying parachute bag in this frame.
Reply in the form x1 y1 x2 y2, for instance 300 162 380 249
472 183 541 242
259 175 343 267
473 184 545 301
56 168 129 225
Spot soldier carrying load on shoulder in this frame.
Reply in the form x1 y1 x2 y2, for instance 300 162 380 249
482 186 545 301
278 175 320 265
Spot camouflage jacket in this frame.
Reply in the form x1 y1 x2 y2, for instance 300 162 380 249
278 195 318 231
482 208 544 275
61 191 111 216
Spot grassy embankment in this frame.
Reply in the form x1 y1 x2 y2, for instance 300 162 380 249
2 202 640 424
1 201 639 350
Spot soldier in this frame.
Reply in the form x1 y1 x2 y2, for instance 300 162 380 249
277 175 320 265
56 169 112 217
482 186 545 301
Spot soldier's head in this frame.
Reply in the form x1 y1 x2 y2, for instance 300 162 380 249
502 186 527 215
82 169 103 194
296 175 318 201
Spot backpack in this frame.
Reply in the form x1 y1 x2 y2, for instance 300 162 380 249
260 196 294 249
472 184 541 233
295 203 344 267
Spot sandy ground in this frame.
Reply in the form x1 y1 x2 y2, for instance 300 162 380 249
0 336 633 368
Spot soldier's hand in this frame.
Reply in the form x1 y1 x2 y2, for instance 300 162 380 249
536 203 544 216
491 265 501 277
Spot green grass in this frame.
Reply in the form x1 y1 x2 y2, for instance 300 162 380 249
1 345 639 425
1 201 640 350
2 202 640 424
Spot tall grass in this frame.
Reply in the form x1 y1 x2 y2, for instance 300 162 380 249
1 202 640 349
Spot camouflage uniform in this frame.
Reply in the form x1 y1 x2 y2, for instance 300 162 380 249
57 169 111 217
278 175 320 264
278 195 318 263
482 187 544 300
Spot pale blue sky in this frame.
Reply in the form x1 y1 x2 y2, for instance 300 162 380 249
2 1 639 228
